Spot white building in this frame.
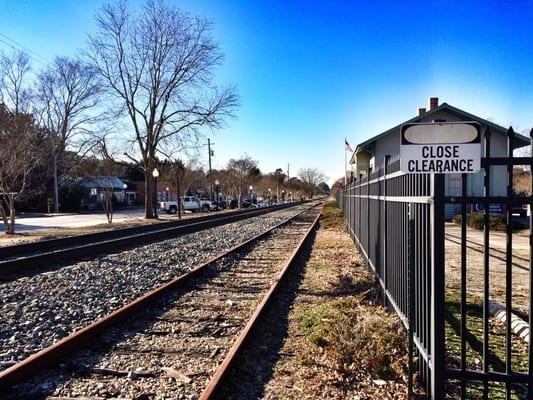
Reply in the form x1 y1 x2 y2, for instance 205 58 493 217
349 97 529 218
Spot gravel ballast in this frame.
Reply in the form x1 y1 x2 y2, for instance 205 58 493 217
0 205 311 372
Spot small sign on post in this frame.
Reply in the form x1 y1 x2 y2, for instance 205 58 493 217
400 121 481 174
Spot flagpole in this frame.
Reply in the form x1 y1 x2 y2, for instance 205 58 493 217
344 137 347 186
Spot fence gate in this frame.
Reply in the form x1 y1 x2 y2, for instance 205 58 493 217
337 127 533 399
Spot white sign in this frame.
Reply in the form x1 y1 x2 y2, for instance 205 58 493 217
400 122 481 174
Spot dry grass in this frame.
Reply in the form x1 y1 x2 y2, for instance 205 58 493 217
319 199 345 230
300 297 407 380
261 199 416 399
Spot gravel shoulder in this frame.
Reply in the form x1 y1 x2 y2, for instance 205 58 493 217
219 199 415 399
6 206 321 399
0 205 310 372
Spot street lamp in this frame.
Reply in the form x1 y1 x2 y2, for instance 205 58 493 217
289 191 292 203
281 190 285 203
268 188 271 206
123 183 128 207
166 186 169 202
152 167 159 218
249 185 253 205
215 179 220 211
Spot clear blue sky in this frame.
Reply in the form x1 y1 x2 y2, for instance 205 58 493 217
1 0 532 184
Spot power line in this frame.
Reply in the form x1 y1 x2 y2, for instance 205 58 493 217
0 32 49 66
0 32 49 63
0 38 48 66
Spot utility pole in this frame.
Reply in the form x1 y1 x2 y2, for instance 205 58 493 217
176 165 181 219
287 163 290 181
53 152 59 212
208 138 213 200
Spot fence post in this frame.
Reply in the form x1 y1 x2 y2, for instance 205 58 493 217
408 202 415 399
431 173 445 398
359 173 362 244
529 127 533 398
367 168 371 257
383 156 390 306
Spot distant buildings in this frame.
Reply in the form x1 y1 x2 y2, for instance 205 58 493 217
79 177 137 210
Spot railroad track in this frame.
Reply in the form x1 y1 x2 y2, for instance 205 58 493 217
1 202 322 398
0 203 301 278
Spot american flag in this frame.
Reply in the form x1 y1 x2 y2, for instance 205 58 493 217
345 138 353 152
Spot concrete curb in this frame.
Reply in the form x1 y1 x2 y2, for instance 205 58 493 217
488 300 529 343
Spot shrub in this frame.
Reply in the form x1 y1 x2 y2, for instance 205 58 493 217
58 175 82 212
451 213 506 231
320 199 344 229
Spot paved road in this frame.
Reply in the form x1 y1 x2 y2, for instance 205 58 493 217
4 209 148 234
445 222 529 251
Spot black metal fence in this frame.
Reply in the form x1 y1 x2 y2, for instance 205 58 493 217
337 127 533 399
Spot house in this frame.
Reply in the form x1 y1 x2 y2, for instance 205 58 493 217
79 177 137 210
349 97 529 218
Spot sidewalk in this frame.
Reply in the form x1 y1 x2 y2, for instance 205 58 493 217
3 208 147 234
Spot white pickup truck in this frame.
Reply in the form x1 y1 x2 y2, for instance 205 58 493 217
159 196 203 214
199 198 216 211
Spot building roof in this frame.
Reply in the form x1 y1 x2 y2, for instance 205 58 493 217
80 176 126 190
351 102 529 163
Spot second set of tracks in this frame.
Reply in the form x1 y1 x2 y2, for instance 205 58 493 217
1 202 323 399
0 203 300 279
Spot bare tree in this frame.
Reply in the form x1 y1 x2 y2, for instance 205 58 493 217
273 167 286 201
298 168 328 188
160 158 204 209
0 50 32 114
0 106 51 233
76 147 126 223
87 0 238 218
330 177 344 197
36 56 102 212
100 175 119 223
227 156 259 207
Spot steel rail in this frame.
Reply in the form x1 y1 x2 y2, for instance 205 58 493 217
0 203 302 278
200 206 322 399
0 203 301 260
0 202 320 394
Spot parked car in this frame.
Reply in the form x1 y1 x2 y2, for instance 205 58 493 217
159 196 202 214
159 200 179 214
212 197 226 210
183 196 202 212
228 198 238 209
199 198 216 212
512 204 528 217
